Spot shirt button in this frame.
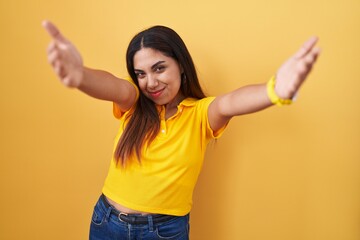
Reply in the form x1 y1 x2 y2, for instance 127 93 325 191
161 129 166 133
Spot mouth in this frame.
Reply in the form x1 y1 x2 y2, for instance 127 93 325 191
148 88 165 98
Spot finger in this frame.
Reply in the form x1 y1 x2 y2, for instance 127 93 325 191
296 60 311 76
294 36 319 60
48 50 60 65
62 76 74 87
312 47 321 61
54 61 62 75
54 61 67 79
58 66 67 79
42 20 67 43
297 54 317 78
47 41 57 54
303 47 321 68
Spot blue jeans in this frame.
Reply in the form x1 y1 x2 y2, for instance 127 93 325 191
89 194 190 240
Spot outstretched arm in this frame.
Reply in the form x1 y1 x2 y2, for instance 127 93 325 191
43 20 137 112
208 37 321 132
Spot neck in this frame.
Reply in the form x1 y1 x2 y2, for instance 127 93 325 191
165 92 185 112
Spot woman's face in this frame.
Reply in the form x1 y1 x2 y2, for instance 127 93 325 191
133 47 183 106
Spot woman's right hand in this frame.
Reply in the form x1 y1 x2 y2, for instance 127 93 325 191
42 20 84 88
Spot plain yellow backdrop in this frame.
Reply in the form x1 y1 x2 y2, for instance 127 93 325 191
0 0 359 239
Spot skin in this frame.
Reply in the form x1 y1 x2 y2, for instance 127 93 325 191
43 20 320 215
134 47 185 119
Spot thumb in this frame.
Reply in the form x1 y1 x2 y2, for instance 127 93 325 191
42 20 67 43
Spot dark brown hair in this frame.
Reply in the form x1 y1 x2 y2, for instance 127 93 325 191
114 26 206 166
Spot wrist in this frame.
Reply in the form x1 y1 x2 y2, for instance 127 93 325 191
76 66 87 89
266 76 292 106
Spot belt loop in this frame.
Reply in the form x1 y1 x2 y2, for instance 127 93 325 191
147 215 154 232
105 206 112 223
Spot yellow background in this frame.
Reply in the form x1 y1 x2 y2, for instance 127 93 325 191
0 0 359 239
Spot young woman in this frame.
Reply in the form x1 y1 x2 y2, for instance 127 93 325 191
43 20 320 240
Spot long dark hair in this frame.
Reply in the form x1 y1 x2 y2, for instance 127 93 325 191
114 26 206 166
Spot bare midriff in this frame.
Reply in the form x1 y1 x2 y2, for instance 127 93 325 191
105 196 151 215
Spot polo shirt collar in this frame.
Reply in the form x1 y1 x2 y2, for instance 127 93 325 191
178 97 197 107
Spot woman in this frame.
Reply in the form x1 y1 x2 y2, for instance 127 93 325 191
43 20 320 240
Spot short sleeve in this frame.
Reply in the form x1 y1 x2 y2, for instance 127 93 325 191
113 76 139 119
198 97 228 140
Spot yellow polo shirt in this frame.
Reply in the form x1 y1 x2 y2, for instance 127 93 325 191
102 80 227 216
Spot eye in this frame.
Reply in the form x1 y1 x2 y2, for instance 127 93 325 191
155 66 165 72
135 72 145 79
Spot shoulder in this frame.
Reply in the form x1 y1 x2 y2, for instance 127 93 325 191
113 76 139 119
180 97 216 109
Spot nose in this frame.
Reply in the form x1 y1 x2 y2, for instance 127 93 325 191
147 74 159 89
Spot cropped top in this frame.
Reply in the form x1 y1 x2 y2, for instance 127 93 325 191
102 78 227 216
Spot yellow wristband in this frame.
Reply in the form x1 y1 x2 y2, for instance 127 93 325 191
266 76 292 106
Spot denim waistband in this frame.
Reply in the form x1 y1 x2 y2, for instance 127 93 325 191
100 194 177 225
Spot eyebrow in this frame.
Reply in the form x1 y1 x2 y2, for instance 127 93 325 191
134 61 166 72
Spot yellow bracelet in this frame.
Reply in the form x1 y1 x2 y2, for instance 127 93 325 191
266 76 292 106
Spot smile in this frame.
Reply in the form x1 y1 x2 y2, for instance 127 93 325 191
148 88 165 98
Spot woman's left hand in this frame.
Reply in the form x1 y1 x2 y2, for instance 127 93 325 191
275 37 321 100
